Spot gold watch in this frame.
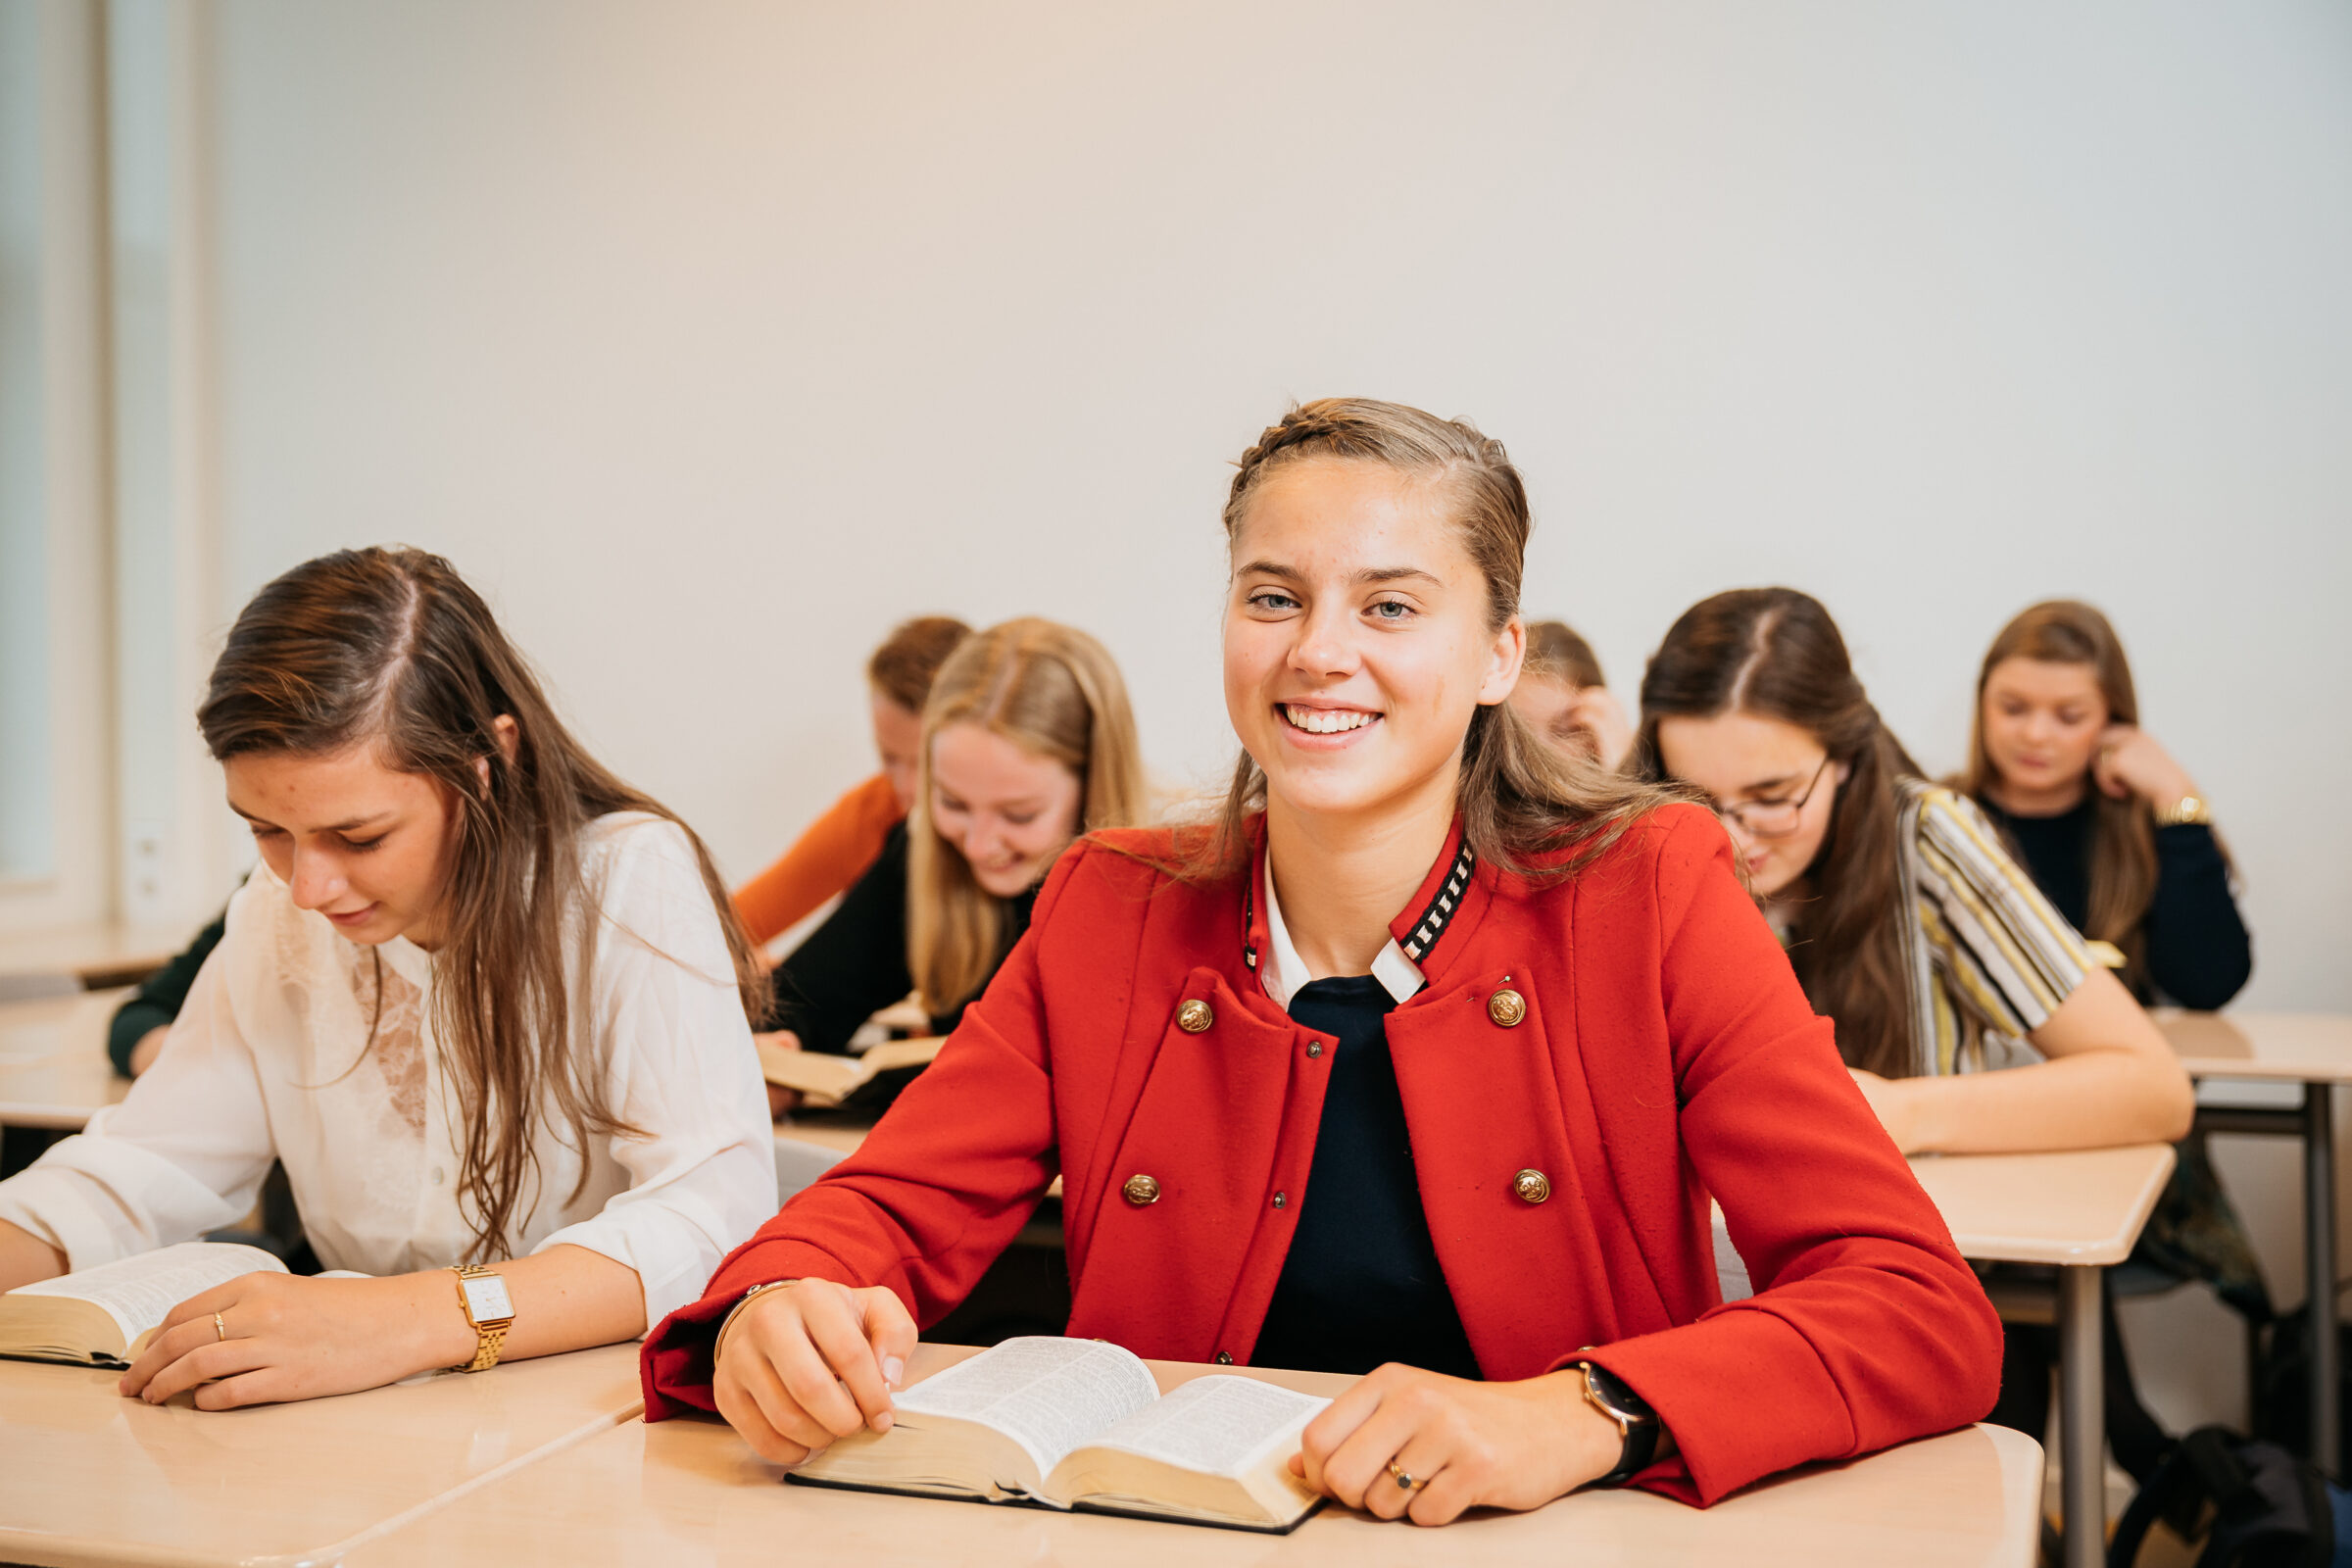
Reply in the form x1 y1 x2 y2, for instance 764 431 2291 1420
448 1263 515 1373
2153 795 2213 827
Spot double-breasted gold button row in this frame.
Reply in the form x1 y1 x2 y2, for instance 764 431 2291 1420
1121 1168 1550 1205
1175 990 1522 1032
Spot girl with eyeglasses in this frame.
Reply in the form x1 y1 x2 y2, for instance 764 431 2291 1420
1633 587 2192 1156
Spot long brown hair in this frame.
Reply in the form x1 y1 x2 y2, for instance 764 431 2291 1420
1958 599 2163 987
1188 398 1686 885
1632 588 1924 1077
906 617 1147 1013
197 547 764 1260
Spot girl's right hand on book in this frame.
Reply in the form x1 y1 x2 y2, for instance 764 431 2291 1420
713 1278 915 1466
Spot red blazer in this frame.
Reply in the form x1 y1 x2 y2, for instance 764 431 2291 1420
644 807 2001 1505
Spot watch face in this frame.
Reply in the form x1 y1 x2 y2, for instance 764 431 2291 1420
461 1273 514 1323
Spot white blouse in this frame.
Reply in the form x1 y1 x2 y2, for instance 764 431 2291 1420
0 812 776 1328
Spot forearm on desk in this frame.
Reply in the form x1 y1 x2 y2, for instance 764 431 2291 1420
397 1243 648 1373
1895 1049 2192 1153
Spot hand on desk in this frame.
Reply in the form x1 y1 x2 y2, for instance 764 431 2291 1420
1290 1363 1653 1525
118 1244 649 1410
119 1271 448 1409
715 1278 912 1465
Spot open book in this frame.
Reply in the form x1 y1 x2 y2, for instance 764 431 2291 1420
0 1242 288 1367
789 1337 1330 1533
758 1036 943 1109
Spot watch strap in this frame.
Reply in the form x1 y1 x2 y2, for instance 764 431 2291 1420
1579 1361 1659 1487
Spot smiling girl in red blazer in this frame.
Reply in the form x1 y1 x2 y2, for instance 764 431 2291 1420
641 400 2001 1521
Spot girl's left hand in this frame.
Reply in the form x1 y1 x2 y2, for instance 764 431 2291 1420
1288 1364 1624 1525
119 1271 448 1410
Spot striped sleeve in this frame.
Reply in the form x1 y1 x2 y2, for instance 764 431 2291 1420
1912 787 2092 1045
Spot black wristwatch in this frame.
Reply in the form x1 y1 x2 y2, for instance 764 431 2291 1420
1577 1361 1659 1487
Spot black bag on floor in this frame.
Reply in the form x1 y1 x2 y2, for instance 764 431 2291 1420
2254 1303 2352 1464
2108 1427 2339 1568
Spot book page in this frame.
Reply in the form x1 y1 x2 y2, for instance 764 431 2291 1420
1082 1374 1330 1476
895 1337 1160 1477
7 1242 287 1350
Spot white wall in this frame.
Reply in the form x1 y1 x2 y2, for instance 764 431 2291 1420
196 0 2352 1013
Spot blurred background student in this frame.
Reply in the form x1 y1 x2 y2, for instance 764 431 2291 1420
757 617 1146 1093
1956 597 2271 1441
733 616 971 956
1507 619 1634 768
1958 599 2251 1010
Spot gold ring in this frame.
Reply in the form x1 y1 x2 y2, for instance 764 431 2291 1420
214 1311 226 1343
1387 1459 1424 1493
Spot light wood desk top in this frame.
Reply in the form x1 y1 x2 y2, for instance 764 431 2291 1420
0 921 193 993
349 1345 2042 1567
0 1343 644 1568
0 989 128 1130
2158 1010 2352 1085
1907 1144 2175 1266
773 1114 872 1158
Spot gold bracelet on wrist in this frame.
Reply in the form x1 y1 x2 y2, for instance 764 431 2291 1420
2153 795 2213 827
712 1279 795 1364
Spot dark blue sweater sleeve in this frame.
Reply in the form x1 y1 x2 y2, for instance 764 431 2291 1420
105 909 229 1076
2143 824 2252 1009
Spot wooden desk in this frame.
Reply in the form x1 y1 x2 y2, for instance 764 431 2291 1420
0 989 128 1131
347 1345 2043 1567
1908 1144 2173 1568
0 1343 644 1567
0 921 191 997
2160 1009 2352 1477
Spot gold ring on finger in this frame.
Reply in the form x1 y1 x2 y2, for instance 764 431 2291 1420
1386 1458 1425 1493
214 1311 227 1343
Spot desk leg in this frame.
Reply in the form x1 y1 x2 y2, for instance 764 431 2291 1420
2059 1264 2106 1568
2308 1083 2337 1478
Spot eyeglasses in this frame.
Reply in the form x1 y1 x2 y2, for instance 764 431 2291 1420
1708 755 1835 840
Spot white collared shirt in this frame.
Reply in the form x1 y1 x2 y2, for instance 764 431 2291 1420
1257 854 1426 1011
0 813 776 1328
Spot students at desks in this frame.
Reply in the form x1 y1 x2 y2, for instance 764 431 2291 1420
1634 587 2198 1480
0 548 775 1407
1508 618 1633 768
755 617 1146 1107
1957 599 2251 1010
733 616 972 953
643 399 2002 1523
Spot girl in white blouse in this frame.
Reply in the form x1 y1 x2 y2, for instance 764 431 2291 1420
0 547 776 1408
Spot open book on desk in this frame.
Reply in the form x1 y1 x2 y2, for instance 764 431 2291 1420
789 1336 1331 1533
758 1035 942 1109
0 1242 286 1367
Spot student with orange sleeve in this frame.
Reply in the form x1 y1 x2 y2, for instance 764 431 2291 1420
733 616 969 947
641 400 2002 1521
